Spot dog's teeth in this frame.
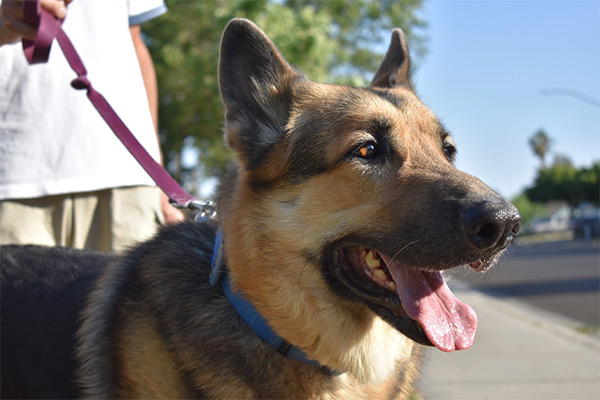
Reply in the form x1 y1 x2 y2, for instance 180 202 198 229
387 281 397 290
360 248 368 259
374 268 387 280
364 251 381 269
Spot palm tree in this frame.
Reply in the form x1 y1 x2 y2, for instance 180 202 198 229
529 129 552 169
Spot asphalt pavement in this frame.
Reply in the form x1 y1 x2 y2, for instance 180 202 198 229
416 280 600 400
449 240 600 325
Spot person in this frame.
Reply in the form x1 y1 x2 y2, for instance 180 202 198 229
0 0 184 252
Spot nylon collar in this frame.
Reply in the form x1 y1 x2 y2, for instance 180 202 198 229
209 228 341 375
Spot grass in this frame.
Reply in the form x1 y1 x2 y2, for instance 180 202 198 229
516 230 574 244
574 324 600 336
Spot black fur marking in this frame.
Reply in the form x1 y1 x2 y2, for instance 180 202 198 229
1 246 115 399
366 88 406 108
286 134 333 180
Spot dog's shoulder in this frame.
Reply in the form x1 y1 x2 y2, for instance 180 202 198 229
125 221 224 317
77 221 228 397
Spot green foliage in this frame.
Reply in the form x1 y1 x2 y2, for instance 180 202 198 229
287 0 427 83
510 193 546 227
144 0 427 187
525 161 600 206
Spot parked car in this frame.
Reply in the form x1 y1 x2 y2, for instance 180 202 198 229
571 203 600 239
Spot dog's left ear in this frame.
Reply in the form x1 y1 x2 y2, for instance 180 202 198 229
219 18 300 167
371 29 413 90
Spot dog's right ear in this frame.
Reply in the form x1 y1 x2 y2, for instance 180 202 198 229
219 18 299 168
370 28 413 90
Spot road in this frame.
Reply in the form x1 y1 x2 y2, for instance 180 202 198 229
450 240 600 326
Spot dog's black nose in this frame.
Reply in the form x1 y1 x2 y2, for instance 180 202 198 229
462 201 521 252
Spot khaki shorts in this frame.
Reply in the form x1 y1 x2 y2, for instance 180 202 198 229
0 186 163 253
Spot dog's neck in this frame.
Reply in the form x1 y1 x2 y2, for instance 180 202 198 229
209 227 341 376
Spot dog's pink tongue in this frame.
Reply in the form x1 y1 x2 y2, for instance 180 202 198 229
381 255 477 352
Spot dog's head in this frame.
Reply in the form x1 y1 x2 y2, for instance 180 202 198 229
217 19 520 382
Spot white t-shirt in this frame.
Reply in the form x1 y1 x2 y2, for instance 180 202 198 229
0 0 167 200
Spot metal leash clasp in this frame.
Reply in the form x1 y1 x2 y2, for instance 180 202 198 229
172 199 217 223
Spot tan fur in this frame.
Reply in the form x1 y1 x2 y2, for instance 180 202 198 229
223 151 419 384
116 308 192 399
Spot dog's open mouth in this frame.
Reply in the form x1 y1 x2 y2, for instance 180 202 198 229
331 246 480 352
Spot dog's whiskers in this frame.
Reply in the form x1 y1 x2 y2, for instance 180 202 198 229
389 239 421 263
441 105 468 120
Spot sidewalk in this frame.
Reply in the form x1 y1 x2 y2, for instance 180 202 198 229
416 282 600 400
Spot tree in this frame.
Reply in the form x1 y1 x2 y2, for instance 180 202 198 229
528 128 552 169
144 0 427 191
286 0 428 82
525 160 600 206
510 193 545 227
552 153 574 168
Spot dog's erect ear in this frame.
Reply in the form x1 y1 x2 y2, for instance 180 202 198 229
219 18 299 167
371 29 412 90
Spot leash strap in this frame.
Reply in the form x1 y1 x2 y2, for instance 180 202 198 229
21 0 198 208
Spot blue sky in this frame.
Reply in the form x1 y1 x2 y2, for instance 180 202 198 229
413 0 600 199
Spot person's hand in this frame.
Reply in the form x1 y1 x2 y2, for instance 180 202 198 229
160 191 185 225
1 0 71 46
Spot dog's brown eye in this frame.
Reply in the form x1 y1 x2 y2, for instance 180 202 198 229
442 138 456 161
443 144 456 161
354 143 377 159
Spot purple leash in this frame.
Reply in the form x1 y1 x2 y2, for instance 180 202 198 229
21 1 215 220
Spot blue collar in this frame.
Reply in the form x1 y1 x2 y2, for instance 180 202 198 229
209 228 340 375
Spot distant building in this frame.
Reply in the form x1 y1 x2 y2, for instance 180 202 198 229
527 202 571 234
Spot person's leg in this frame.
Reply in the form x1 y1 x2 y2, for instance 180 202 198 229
1 187 163 252
0 195 72 247
73 186 162 253
70 191 108 251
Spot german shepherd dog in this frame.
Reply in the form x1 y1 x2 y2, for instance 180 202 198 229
1 19 520 399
